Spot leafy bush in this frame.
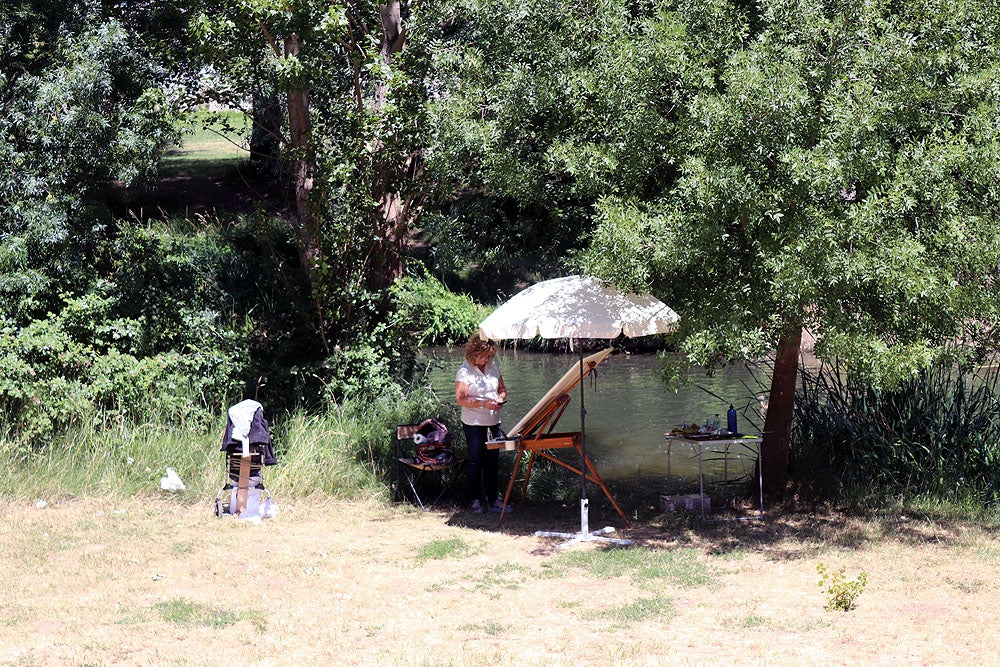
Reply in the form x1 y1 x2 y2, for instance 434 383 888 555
0 307 247 447
817 563 868 612
391 266 489 346
0 219 258 447
0 8 178 325
318 339 400 404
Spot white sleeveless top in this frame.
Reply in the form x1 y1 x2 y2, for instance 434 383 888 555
456 359 503 426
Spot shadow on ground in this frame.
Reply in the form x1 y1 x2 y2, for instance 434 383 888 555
121 155 286 220
431 476 981 559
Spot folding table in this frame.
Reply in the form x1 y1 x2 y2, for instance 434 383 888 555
663 433 764 521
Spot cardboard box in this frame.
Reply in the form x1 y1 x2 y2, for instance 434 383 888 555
659 493 710 513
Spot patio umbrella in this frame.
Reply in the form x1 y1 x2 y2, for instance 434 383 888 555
478 275 680 546
478 275 680 341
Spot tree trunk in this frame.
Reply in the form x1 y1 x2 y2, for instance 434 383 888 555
365 0 413 290
760 327 802 497
376 2 404 112
283 33 317 276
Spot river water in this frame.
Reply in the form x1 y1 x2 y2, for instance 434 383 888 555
417 346 771 490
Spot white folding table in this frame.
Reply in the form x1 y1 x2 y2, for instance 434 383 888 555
663 434 764 521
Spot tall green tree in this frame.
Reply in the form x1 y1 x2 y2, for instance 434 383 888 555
421 0 1000 494
0 0 178 324
190 1 434 362
416 0 694 286
584 0 1000 493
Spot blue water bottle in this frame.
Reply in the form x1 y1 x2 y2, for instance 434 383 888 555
727 405 738 435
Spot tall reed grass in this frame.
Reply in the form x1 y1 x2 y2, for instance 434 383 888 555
0 386 456 504
793 358 1000 505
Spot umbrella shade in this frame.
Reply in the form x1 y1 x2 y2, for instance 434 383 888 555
478 275 679 341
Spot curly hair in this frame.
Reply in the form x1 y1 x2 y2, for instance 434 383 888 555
464 333 496 364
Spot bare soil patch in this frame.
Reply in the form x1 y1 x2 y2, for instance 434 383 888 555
3 497 999 666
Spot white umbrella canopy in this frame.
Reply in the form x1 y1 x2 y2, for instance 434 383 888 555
478 275 679 341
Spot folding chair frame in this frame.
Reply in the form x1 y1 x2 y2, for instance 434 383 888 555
215 444 270 517
395 424 465 510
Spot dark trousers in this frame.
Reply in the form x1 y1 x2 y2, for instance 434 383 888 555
463 423 500 503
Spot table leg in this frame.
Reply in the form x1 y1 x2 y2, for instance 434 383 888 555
723 442 730 505
698 443 706 521
757 440 764 519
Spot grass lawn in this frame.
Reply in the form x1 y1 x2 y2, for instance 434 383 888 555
159 110 251 180
4 496 1000 665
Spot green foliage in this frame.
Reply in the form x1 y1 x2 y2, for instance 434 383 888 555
154 598 267 631
0 215 262 447
793 357 1000 500
0 384 455 502
416 537 476 561
0 204 326 450
0 415 218 500
263 409 386 500
0 307 246 447
817 562 868 612
417 0 686 286
339 384 460 467
189 0 437 368
0 2 178 323
391 267 488 346
317 337 401 405
580 0 1000 376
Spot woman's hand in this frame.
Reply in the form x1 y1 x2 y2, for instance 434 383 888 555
456 380 504 410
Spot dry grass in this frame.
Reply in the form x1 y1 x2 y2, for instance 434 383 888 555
3 496 1000 666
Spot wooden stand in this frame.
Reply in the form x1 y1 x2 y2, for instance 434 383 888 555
235 455 253 515
488 348 630 531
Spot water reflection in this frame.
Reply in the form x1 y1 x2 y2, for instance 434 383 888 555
417 346 771 488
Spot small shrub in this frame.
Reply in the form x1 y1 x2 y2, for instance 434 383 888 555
391 266 488 346
817 562 868 611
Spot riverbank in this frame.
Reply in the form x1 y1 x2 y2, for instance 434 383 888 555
4 496 1000 665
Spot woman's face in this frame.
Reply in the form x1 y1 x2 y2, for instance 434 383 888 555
474 347 495 366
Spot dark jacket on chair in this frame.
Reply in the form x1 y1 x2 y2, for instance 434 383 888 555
221 405 277 465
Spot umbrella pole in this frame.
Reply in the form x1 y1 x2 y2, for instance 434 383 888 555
534 343 633 549
579 346 587 501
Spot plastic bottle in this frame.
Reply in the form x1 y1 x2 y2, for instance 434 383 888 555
714 414 721 433
727 405 738 435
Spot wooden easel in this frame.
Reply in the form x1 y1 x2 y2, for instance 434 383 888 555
488 348 630 528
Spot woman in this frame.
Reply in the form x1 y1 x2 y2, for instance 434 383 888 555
455 334 509 513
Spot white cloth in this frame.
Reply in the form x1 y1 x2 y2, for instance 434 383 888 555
228 399 263 457
456 359 503 426
159 467 185 491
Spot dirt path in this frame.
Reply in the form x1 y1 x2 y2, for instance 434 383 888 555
2 497 999 665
